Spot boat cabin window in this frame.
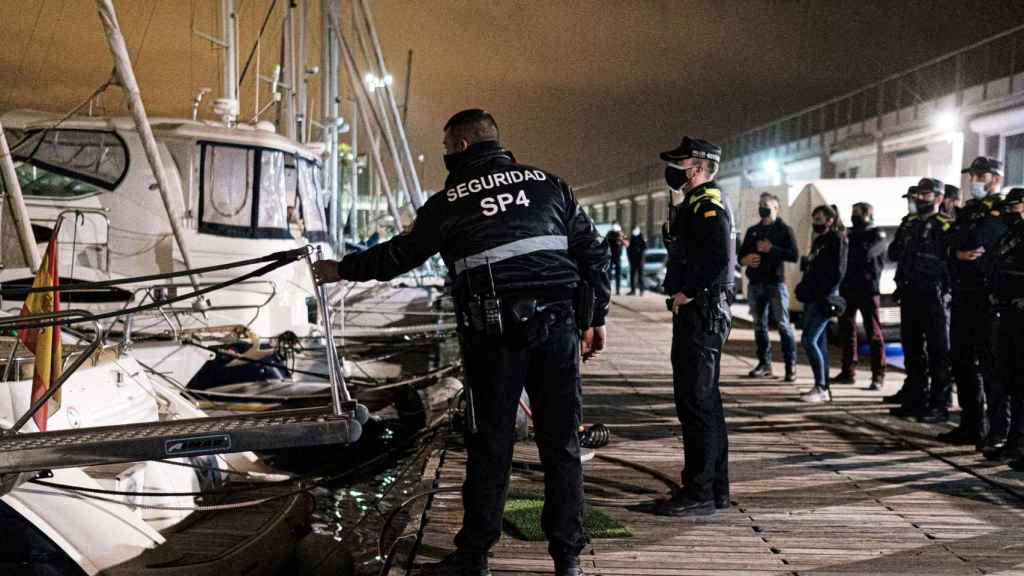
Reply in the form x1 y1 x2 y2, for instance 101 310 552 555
12 129 128 198
297 158 328 242
197 142 291 239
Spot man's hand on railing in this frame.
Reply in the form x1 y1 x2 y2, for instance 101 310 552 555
313 260 341 284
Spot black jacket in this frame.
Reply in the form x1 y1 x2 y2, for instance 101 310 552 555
989 218 1024 307
738 218 799 285
627 232 646 261
896 211 953 293
950 195 1009 294
796 230 847 303
663 182 732 297
337 141 612 326
606 229 624 257
841 224 887 296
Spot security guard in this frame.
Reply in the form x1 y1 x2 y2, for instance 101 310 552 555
992 189 1024 463
941 157 1008 451
653 137 732 517
891 178 953 423
314 109 611 576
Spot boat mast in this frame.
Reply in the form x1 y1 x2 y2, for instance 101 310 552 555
0 121 42 272
296 0 308 142
95 0 202 296
321 0 340 248
221 0 239 124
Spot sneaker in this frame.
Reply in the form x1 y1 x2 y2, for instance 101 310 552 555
784 364 797 383
831 371 856 385
869 374 885 391
799 386 831 403
418 550 490 576
748 364 773 378
936 427 977 445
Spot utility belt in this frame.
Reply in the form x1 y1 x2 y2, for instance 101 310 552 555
456 284 589 339
667 285 730 335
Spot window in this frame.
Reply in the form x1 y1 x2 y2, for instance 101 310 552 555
12 129 128 197
1006 133 1024 187
198 143 292 239
297 159 328 242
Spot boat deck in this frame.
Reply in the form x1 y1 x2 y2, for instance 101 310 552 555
396 294 1024 576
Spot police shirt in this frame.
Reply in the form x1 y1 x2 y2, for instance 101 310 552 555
663 181 732 297
950 195 1009 293
897 211 953 291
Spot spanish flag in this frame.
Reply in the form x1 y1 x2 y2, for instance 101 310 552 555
18 223 62 432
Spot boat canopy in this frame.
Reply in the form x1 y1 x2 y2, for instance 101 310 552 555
11 128 129 198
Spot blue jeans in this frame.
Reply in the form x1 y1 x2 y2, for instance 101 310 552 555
748 282 797 366
801 300 831 388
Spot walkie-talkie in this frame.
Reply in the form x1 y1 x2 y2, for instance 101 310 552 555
465 259 503 337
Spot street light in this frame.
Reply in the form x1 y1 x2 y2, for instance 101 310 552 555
762 158 779 174
933 111 958 132
364 73 393 91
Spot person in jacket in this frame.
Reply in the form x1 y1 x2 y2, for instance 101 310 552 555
738 192 800 381
796 205 848 403
942 157 1010 452
891 178 953 423
653 136 733 517
606 223 624 295
991 189 1024 463
834 202 887 390
314 109 609 576
627 226 647 295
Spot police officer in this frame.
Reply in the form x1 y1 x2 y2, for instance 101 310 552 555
992 189 1024 463
883 189 923 405
314 109 611 576
653 137 732 517
891 178 953 423
940 157 1008 451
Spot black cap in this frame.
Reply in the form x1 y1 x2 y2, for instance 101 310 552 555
961 156 1004 177
660 136 722 164
1004 187 1024 207
944 184 960 197
904 177 945 198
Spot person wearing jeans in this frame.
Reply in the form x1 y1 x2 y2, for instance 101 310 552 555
796 205 847 403
739 192 799 381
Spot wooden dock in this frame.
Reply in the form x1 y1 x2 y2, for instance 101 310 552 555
395 295 1024 575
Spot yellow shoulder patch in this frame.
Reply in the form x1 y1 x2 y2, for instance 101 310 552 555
991 210 1002 217
703 210 717 218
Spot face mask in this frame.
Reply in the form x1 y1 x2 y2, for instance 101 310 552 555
758 206 772 219
443 151 462 173
915 200 936 214
851 214 866 227
970 182 987 200
664 165 689 191
812 223 827 234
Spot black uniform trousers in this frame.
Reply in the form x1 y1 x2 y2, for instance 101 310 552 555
455 307 585 562
899 287 950 413
998 306 1024 447
671 297 731 502
628 256 644 294
950 292 1000 440
609 251 622 294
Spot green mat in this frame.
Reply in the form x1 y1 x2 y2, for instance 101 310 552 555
503 489 632 541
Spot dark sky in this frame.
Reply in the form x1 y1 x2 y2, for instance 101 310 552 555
4 1 1024 190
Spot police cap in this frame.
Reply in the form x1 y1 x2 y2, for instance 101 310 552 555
944 184 960 198
1004 187 1024 207
905 177 945 197
961 156 1004 177
660 137 722 164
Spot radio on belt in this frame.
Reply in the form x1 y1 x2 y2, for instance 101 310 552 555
466 259 503 337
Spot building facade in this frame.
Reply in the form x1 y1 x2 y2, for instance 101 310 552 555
579 24 1024 244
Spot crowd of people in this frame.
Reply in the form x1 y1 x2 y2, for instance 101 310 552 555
732 157 1024 464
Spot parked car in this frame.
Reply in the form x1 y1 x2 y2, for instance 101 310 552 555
642 247 668 291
